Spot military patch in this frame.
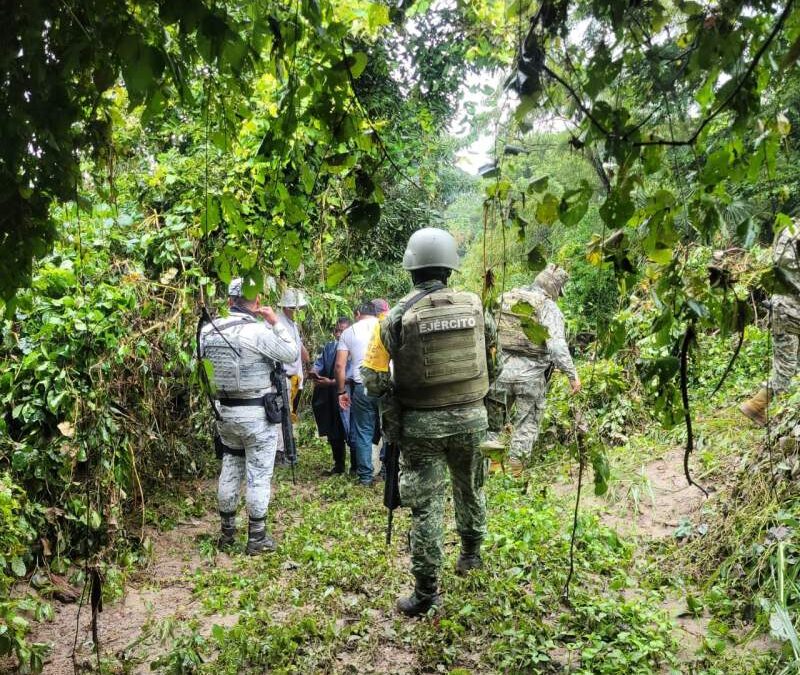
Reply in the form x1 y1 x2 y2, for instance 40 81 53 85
418 315 476 334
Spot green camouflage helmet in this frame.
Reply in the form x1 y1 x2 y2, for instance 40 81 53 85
402 227 460 271
533 263 569 300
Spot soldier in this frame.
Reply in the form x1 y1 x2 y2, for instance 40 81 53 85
740 220 800 425
275 287 310 465
488 263 581 470
361 227 501 617
199 278 299 554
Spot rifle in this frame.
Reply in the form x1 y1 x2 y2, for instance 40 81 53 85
271 362 297 485
383 440 401 545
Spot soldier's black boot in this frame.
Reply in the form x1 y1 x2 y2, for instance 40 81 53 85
246 517 277 555
218 511 237 551
455 538 483 575
396 578 440 617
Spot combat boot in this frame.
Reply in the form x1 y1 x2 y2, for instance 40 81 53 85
508 457 524 477
739 388 769 427
480 438 507 474
217 511 237 551
396 578 440 617
245 517 277 555
455 538 483 576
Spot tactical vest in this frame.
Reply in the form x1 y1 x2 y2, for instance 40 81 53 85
394 288 489 409
497 287 549 358
200 315 272 398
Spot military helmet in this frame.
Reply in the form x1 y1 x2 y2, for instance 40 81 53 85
533 264 569 300
279 287 308 308
402 227 460 271
228 277 258 298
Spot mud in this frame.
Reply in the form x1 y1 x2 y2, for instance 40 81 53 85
23 484 235 675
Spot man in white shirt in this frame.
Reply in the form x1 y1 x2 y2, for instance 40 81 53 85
335 301 380 486
275 287 309 465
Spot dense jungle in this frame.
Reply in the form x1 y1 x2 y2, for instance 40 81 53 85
3 0 800 672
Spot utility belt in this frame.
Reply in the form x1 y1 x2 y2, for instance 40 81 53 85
217 393 283 424
214 393 283 459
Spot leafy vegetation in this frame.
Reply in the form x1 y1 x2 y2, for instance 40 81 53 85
3 0 800 672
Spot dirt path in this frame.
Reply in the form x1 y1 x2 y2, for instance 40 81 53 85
25 482 235 674
553 445 707 540
17 443 779 674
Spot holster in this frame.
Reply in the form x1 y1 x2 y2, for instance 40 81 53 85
262 393 283 424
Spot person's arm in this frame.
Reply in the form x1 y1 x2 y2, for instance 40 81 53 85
540 302 581 394
483 307 503 384
334 349 350 409
249 306 299 364
309 350 327 385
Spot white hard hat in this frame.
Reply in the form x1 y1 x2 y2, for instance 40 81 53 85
279 287 308 308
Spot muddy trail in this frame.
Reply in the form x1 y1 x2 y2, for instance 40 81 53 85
22 481 234 674
16 438 780 674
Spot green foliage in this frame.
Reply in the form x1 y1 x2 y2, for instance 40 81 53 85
0 473 48 672
0 203 210 671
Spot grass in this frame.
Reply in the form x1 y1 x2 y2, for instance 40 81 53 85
140 432 684 674
28 354 796 674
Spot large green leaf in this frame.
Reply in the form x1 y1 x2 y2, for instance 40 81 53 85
326 262 350 288
535 193 559 225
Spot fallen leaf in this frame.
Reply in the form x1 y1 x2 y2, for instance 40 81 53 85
57 421 75 438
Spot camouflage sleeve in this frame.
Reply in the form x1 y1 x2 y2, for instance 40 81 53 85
483 308 503 383
540 301 578 381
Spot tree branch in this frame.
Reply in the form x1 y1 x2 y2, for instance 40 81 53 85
635 0 794 147
539 0 794 148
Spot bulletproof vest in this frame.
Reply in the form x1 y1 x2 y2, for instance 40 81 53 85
200 314 272 398
393 288 489 409
497 287 549 358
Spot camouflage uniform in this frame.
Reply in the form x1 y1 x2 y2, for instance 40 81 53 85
770 223 800 393
361 280 501 586
490 281 577 461
200 307 298 524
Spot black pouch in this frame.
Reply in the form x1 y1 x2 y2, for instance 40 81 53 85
262 393 283 424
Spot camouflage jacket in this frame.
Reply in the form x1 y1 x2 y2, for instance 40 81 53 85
498 286 577 383
774 220 800 297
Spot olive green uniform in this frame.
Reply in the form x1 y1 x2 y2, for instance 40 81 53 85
361 281 501 586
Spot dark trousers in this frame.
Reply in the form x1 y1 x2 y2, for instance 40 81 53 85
330 437 346 473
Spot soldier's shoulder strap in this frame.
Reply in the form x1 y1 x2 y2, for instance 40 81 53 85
391 282 446 347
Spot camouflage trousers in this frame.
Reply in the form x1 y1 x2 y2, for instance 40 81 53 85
216 410 278 520
487 373 548 461
399 431 487 584
770 294 800 393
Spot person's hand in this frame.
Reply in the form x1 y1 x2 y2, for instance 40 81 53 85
254 305 279 325
321 377 335 387
338 391 351 410
570 377 582 395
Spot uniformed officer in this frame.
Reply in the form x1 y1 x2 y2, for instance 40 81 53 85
361 227 501 617
274 287 309 465
488 263 581 469
740 219 800 425
199 278 299 554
